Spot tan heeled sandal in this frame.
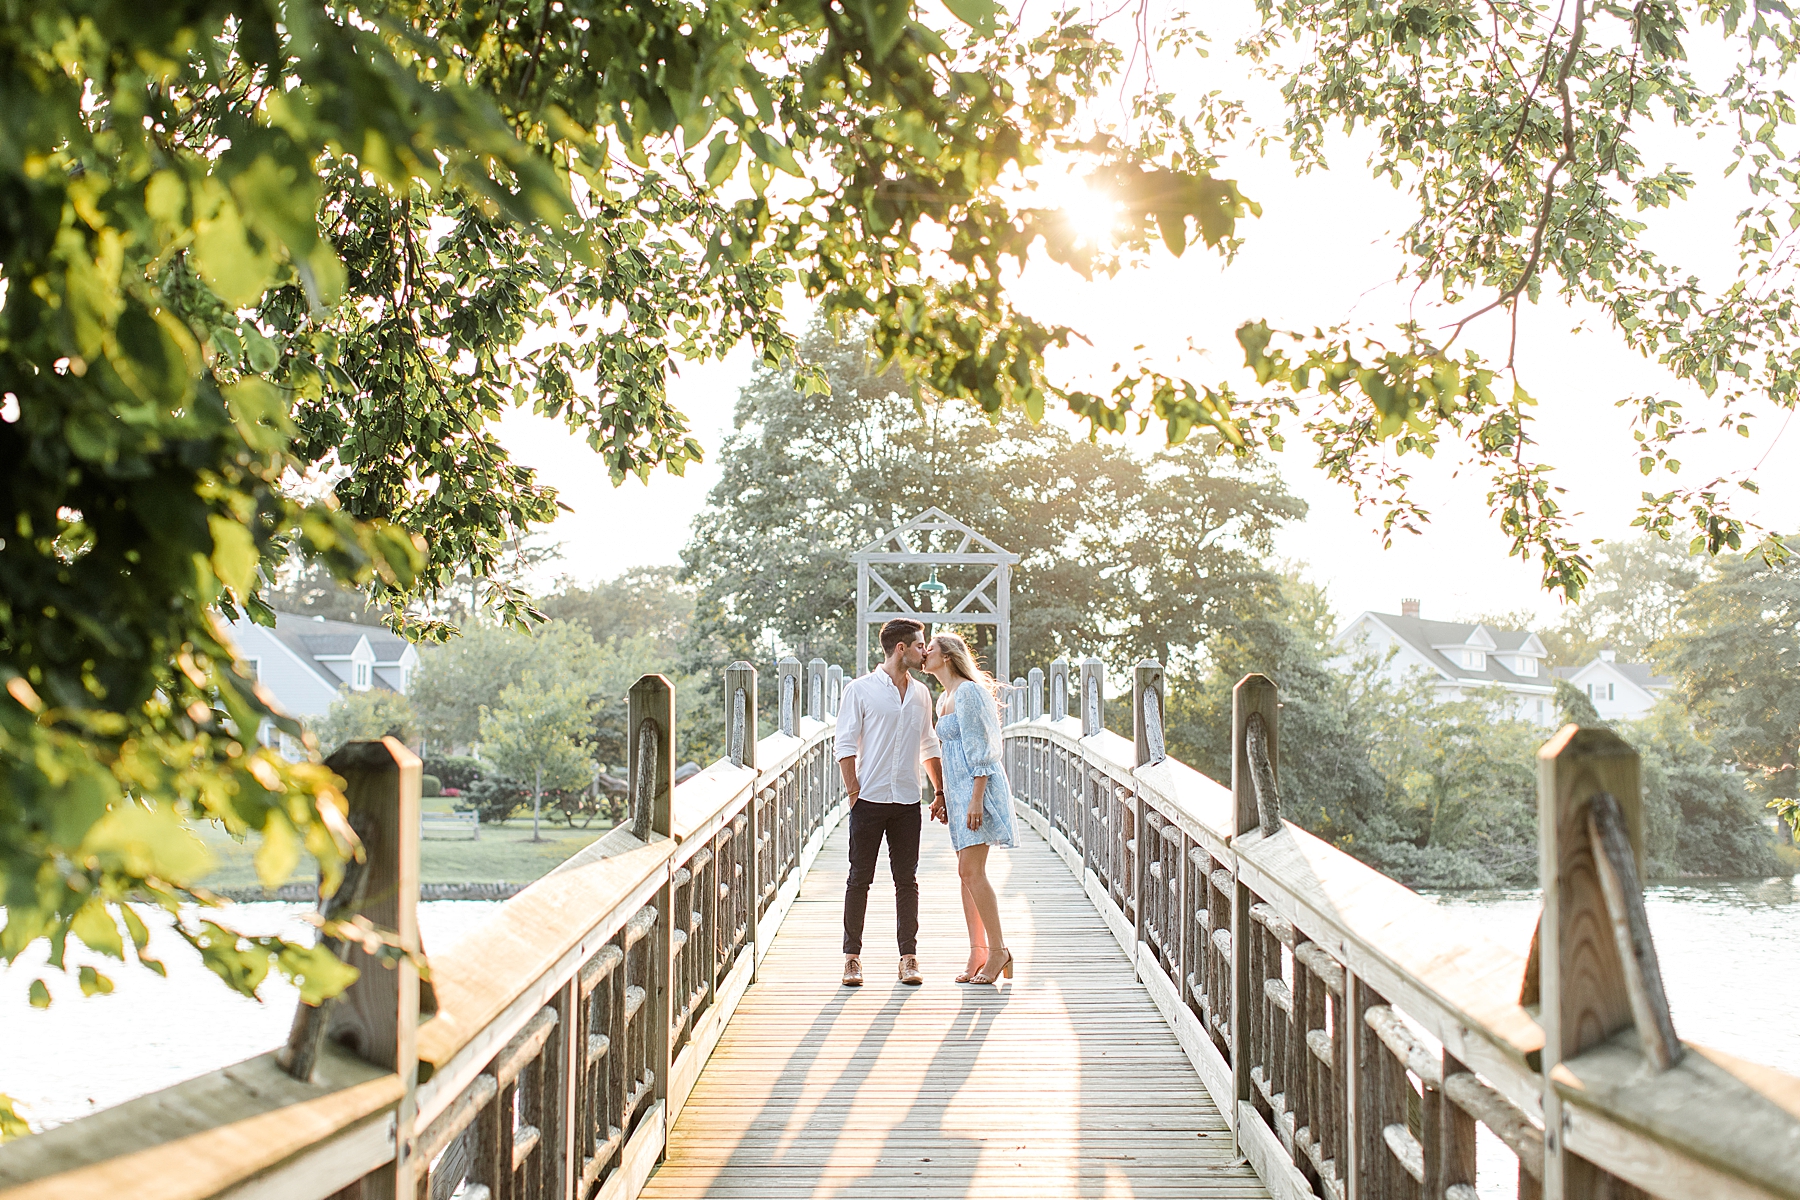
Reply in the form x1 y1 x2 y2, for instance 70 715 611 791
955 945 989 984
971 947 1013 985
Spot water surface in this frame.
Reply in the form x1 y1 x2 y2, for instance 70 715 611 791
0 901 499 1131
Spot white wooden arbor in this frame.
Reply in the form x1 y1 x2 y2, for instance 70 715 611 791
850 508 1019 680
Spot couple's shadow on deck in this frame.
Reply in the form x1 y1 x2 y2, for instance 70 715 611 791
722 975 1011 1191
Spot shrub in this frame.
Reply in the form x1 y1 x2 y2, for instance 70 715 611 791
425 755 484 791
546 787 615 829
458 775 526 824
420 774 443 797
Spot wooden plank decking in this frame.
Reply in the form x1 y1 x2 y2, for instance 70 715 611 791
643 816 1269 1198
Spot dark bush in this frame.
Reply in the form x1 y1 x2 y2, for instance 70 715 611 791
546 787 620 829
458 775 525 824
426 755 484 791
421 773 443 797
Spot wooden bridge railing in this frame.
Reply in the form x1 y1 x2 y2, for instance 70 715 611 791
0 656 847 1200
1001 659 1800 1200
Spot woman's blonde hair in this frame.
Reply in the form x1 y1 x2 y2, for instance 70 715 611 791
929 632 1000 697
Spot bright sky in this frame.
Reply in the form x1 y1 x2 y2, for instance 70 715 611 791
495 2 1799 634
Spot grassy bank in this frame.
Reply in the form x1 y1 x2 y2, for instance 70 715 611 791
191 797 616 892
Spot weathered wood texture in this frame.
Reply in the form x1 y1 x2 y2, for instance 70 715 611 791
1003 700 1800 1200
642 819 1268 1199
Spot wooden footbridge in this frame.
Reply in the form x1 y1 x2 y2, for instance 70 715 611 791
3 657 1799 1200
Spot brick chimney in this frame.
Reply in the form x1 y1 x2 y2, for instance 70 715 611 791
1401 598 1420 618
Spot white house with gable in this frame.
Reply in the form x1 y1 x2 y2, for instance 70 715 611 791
223 611 420 757
1333 600 1559 726
1552 650 1674 722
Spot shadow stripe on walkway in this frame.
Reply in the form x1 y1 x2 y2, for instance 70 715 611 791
641 816 1269 1200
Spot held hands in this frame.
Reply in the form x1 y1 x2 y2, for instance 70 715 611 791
930 791 948 824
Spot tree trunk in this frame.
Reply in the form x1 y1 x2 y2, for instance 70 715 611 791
531 763 544 843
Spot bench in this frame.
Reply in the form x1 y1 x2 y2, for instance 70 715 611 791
421 812 480 841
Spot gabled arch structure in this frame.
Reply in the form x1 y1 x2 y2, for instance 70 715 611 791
849 508 1019 680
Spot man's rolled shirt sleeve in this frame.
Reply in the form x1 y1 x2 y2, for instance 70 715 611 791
919 688 942 761
834 682 861 761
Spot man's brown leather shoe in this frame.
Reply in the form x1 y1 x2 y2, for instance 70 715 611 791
842 956 864 987
898 955 923 986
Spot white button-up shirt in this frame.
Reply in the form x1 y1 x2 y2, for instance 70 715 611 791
834 669 941 804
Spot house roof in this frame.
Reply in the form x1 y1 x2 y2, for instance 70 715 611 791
298 633 368 658
1353 612 1552 688
266 611 413 692
1551 659 1673 691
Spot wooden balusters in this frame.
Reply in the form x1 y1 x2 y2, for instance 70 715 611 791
1437 1053 1480 1200
1296 942 1345 1194
574 945 626 1192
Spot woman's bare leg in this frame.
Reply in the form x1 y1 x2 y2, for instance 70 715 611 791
959 878 986 975
957 845 1004 966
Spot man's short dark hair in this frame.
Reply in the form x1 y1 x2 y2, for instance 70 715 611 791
880 618 926 656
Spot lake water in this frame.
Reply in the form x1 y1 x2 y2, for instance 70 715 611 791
4 876 1797 1185
1429 874 1800 1076
1431 875 1800 1196
0 901 502 1131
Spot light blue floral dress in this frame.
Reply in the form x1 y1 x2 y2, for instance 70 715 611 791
937 680 1018 852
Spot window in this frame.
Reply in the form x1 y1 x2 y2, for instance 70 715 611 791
1462 649 1486 670
1513 656 1537 677
1587 682 1614 701
243 657 261 681
354 661 372 691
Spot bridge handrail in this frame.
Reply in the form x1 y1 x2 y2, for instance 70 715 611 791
0 658 849 1200
1003 664 1800 1200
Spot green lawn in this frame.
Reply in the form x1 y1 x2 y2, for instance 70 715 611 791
192 807 616 892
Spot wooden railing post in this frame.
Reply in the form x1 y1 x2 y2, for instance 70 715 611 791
1536 725 1671 1200
725 661 758 771
807 658 828 722
1134 660 1166 768
627 674 677 1163
1230 674 1278 1159
726 661 760 983
1132 661 1167 988
628 675 676 842
1028 666 1044 720
777 656 802 737
1048 656 1070 722
826 665 843 715
1079 656 1105 738
1010 676 1025 723
281 736 424 1200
